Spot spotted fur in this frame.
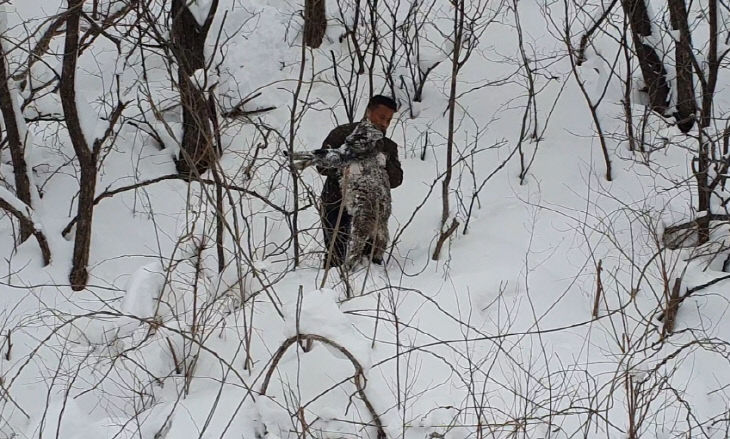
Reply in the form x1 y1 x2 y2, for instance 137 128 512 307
294 120 392 267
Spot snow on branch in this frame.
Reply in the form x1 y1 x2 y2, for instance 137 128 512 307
185 0 217 27
0 187 51 265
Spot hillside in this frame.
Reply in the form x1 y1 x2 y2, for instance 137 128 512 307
1 0 730 437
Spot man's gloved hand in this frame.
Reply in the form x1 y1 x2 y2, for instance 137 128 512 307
284 150 314 170
293 159 312 171
314 149 343 168
312 149 329 158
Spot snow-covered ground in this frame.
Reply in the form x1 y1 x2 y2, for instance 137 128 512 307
1 0 730 437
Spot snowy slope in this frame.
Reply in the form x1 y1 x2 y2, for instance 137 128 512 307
0 0 729 438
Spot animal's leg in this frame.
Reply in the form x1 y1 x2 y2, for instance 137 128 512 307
345 192 376 269
322 198 351 268
345 216 369 268
371 201 390 263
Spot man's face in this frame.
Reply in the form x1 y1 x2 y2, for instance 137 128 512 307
366 104 395 133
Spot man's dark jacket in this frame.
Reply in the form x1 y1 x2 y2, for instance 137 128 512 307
318 122 403 265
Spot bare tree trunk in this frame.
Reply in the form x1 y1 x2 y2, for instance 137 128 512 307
287 42 307 267
668 0 696 133
70 164 98 288
620 0 670 114
61 0 97 290
366 0 378 100
171 0 219 177
208 90 226 273
61 0 126 289
304 0 326 48
621 16 638 152
700 0 719 129
695 1 720 243
0 41 33 242
441 0 463 229
344 0 365 75
433 0 464 260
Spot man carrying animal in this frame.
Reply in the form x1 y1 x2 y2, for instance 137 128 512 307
291 95 403 269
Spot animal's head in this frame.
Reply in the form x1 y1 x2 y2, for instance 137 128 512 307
347 120 384 146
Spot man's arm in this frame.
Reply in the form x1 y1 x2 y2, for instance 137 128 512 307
317 123 357 177
383 139 403 189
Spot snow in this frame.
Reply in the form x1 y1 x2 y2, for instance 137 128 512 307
283 288 373 370
121 261 166 318
1 0 730 438
186 0 215 27
75 93 100 147
0 186 32 218
190 68 209 90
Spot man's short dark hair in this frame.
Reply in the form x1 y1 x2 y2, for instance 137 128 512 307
367 95 398 112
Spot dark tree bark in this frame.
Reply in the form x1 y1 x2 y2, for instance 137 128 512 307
0 41 33 242
61 0 97 290
700 0 719 129
620 0 671 114
171 0 219 178
694 0 721 244
208 89 225 273
287 42 307 267
366 0 378 100
433 0 464 260
304 0 326 48
657 1 724 244
61 0 125 290
668 0 696 133
441 0 463 229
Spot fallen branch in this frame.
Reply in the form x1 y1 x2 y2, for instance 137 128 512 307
221 92 276 118
260 333 387 439
0 188 51 265
223 105 276 118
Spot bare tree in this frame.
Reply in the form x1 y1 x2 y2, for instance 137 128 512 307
287 42 308 267
60 0 125 290
667 0 696 133
335 0 366 75
562 0 617 181
303 0 326 48
688 1 729 243
433 0 502 260
329 0 373 122
620 0 670 116
171 0 220 177
397 0 440 118
628 1 730 244
0 35 32 241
